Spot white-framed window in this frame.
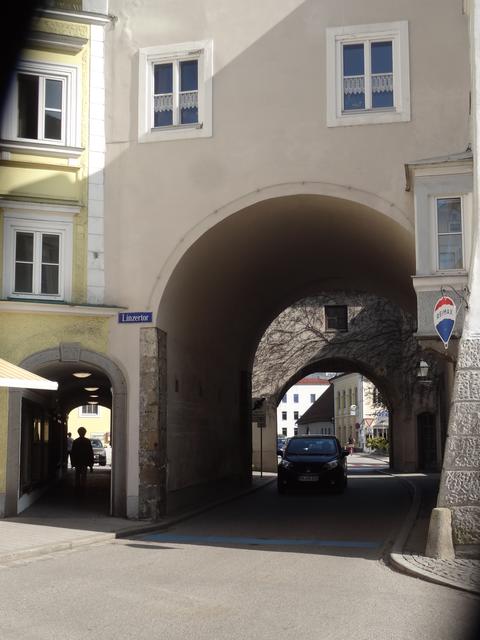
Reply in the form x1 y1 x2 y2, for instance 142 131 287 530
79 405 100 417
326 21 410 127
435 196 464 271
2 202 76 301
282 394 287 403
282 411 287 421
293 394 299 403
1 60 80 149
310 394 316 403
138 40 213 143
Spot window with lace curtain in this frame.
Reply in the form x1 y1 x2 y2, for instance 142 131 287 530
326 21 410 127
138 40 213 143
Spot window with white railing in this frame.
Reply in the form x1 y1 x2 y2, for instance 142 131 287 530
138 40 213 143
327 21 410 127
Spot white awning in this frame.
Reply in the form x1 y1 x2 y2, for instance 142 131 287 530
0 358 58 390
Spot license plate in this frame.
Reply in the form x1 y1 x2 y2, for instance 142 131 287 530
298 475 319 482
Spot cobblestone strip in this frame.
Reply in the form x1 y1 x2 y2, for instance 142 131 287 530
402 554 480 594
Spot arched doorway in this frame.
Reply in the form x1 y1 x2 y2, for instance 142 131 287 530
4 345 127 517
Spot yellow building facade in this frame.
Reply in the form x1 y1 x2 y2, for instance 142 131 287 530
0 1 118 517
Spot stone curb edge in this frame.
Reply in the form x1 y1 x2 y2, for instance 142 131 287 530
387 473 480 595
115 476 277 539
0 531 116 565
0 477 276 565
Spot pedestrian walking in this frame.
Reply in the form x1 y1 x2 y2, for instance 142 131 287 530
70 427 94 493
347 436 354 455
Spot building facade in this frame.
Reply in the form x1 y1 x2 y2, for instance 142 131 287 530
331 373 388 451
0 1 117 517
0 1 478 545
296 385 335 436
277 376 329 437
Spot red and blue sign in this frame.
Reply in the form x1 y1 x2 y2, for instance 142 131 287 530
433 296 456 348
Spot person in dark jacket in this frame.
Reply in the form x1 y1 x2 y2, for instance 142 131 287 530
70 427 94 491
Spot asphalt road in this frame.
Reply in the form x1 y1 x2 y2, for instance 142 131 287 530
0 463 479 640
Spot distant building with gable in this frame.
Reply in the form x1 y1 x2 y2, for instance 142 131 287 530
277 376 330 437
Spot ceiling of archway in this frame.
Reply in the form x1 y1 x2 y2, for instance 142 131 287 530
32 361 112 414
158 194 415 365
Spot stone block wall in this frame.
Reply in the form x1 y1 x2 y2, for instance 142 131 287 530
438 339 480 544
138 327 167 520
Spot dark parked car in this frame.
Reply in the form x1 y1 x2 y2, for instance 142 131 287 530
90 438 107 466
277 437 287 456
277 435 348 494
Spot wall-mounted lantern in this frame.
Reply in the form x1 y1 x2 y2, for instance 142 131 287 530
416 360 430 380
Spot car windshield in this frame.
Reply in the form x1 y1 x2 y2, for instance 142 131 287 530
91 439 103 448
286 438 337 455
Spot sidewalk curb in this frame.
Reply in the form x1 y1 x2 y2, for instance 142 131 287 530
0 476 276 564
115 475 277 539
0 531 116 565
387 474 480 595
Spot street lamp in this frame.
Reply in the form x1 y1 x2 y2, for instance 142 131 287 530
416 360 430 379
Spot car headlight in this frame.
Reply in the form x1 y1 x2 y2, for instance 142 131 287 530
324 460 338 471
279 459 293 469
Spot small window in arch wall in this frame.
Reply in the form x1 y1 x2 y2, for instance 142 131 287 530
325 305 348 332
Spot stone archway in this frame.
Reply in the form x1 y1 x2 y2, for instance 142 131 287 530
252 293 447 473
4 344 127 517
147 189 416 517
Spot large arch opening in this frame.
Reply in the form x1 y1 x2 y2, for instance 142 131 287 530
254 361 393 477
151 191 426 516
5 346 127 519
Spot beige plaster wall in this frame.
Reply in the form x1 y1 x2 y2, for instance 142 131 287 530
103 0 471 504
105 0 469 312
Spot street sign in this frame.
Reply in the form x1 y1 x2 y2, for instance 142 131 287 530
433 295 456 348
118 311 153 324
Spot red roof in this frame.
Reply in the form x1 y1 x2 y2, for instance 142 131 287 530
296 377 330 385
